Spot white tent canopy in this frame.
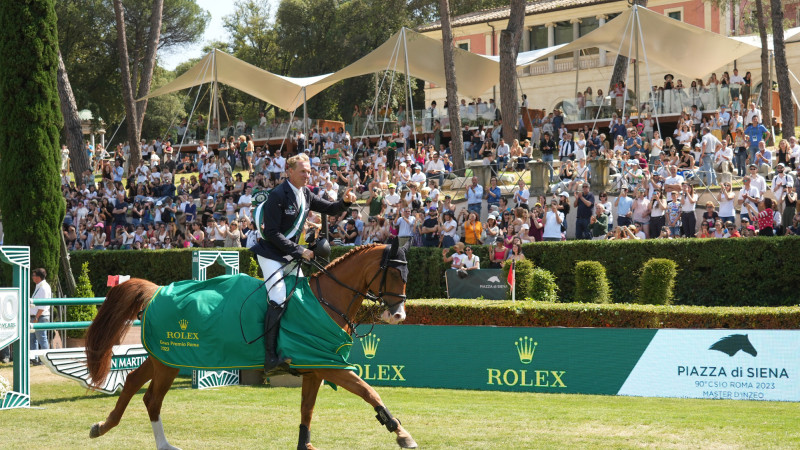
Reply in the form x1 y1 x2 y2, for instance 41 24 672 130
144 28 500 112
480 44 567 66
526 6 761 80
143 49 330 112
311 28 499 100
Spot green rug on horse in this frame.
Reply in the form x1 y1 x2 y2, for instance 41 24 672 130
141 274 354 371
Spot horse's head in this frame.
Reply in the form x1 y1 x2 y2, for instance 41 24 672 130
374 238 409 325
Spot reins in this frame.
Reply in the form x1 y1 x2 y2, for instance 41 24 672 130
308 250 407 338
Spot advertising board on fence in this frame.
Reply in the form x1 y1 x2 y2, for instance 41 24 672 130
445 269 507 300
348 326 800 402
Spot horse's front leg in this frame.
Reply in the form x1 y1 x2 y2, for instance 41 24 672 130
318 369 417 449
299 372 323 450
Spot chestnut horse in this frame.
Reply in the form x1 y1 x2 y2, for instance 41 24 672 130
85 241 417 450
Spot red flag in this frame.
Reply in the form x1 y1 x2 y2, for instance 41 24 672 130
507 260 515 288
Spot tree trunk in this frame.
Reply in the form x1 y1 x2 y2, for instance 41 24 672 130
113 0 141 168
60 231 76 297
135 0 164 127
755 0 772 144
608 0 648 92
112 0 164 169
57 51 91 181
438 0 465 172
499 0 526 147
770 0 794 139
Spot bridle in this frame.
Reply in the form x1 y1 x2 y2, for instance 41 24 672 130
309 246 407 338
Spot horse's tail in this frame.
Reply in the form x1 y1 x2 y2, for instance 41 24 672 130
85 279 158 389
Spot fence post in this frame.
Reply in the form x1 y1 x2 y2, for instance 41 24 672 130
0 246 31 409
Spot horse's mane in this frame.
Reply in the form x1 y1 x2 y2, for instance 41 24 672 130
310 243 384 279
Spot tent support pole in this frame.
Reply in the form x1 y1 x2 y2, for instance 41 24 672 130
634 10 640 118
402 28 418 147
212 49 221 145
303 86 308 150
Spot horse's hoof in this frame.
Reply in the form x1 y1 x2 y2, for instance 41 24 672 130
395 425 418 449
89 423 102 439
306 444 317 450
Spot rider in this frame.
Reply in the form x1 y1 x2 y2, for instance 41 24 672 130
250 152 357 374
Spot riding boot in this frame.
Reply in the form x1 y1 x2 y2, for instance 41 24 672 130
264 300 291 374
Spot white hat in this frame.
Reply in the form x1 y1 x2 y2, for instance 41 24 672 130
558 191 569 198
400 162 407 167
156 201 163 206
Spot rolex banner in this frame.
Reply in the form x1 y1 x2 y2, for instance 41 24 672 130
349 326 800 401
445 269 508 300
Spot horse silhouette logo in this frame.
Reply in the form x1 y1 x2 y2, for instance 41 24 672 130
709 334 757 357
487 276 501 283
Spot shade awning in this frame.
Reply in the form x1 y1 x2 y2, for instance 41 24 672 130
310 28 499 99
527 6 761 80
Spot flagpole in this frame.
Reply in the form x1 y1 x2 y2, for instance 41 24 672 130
511 262 516 302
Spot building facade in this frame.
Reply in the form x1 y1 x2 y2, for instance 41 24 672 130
419 0 800 122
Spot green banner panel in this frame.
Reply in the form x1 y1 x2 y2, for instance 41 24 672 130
348 325 657 394
445 269 508 300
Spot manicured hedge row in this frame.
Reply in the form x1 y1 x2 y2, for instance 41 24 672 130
405 299 800 329
66 245 442 300
66 237 800 306
517 237 800 307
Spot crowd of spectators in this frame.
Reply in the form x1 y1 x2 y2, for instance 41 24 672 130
59 79 797 258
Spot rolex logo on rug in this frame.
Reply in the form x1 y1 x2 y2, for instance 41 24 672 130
179 319 188 331
361 334 381 359
515 337 537 364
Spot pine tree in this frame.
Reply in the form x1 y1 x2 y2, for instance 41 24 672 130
0 0 65 284
68 262 96 338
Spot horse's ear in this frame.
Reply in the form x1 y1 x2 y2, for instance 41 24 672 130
389 236 399 258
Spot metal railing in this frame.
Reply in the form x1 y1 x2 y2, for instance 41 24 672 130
30 297 141 331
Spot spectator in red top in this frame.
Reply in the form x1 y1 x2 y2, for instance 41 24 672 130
745 197 775 236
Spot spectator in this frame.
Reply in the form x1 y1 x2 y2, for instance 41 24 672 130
614 187 633 227
394 208 415 247
30 268 51 365
484 213 501 246
590 204 609 240
667 190 682 237
737 177 761 223
489 239 508 268
442 241 467 269
420 207 440 248
461 247 481 273
466 176 484 216
463 211 483 246
680 184 698 238
542 197 564 242
486 177 502 209
573 183 595 239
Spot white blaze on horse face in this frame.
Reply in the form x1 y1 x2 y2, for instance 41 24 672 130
381 302 406 324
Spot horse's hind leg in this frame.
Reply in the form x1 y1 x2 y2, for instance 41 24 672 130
298 372 323 450
318 369 417 449
90 357 154 439
143 359 180 450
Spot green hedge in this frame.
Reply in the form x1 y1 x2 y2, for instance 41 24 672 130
637 258 678 305
574 261 612 304
65 237 800 306
405 299 800 329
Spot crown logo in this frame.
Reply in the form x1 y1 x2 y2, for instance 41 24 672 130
361 335 381 359
515 337 537 364
179 319 189 331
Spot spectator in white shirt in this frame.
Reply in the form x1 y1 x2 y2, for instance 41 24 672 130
30 268 52 363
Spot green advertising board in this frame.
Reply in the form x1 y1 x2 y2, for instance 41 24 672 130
445 269 508 300
348 325 657 394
